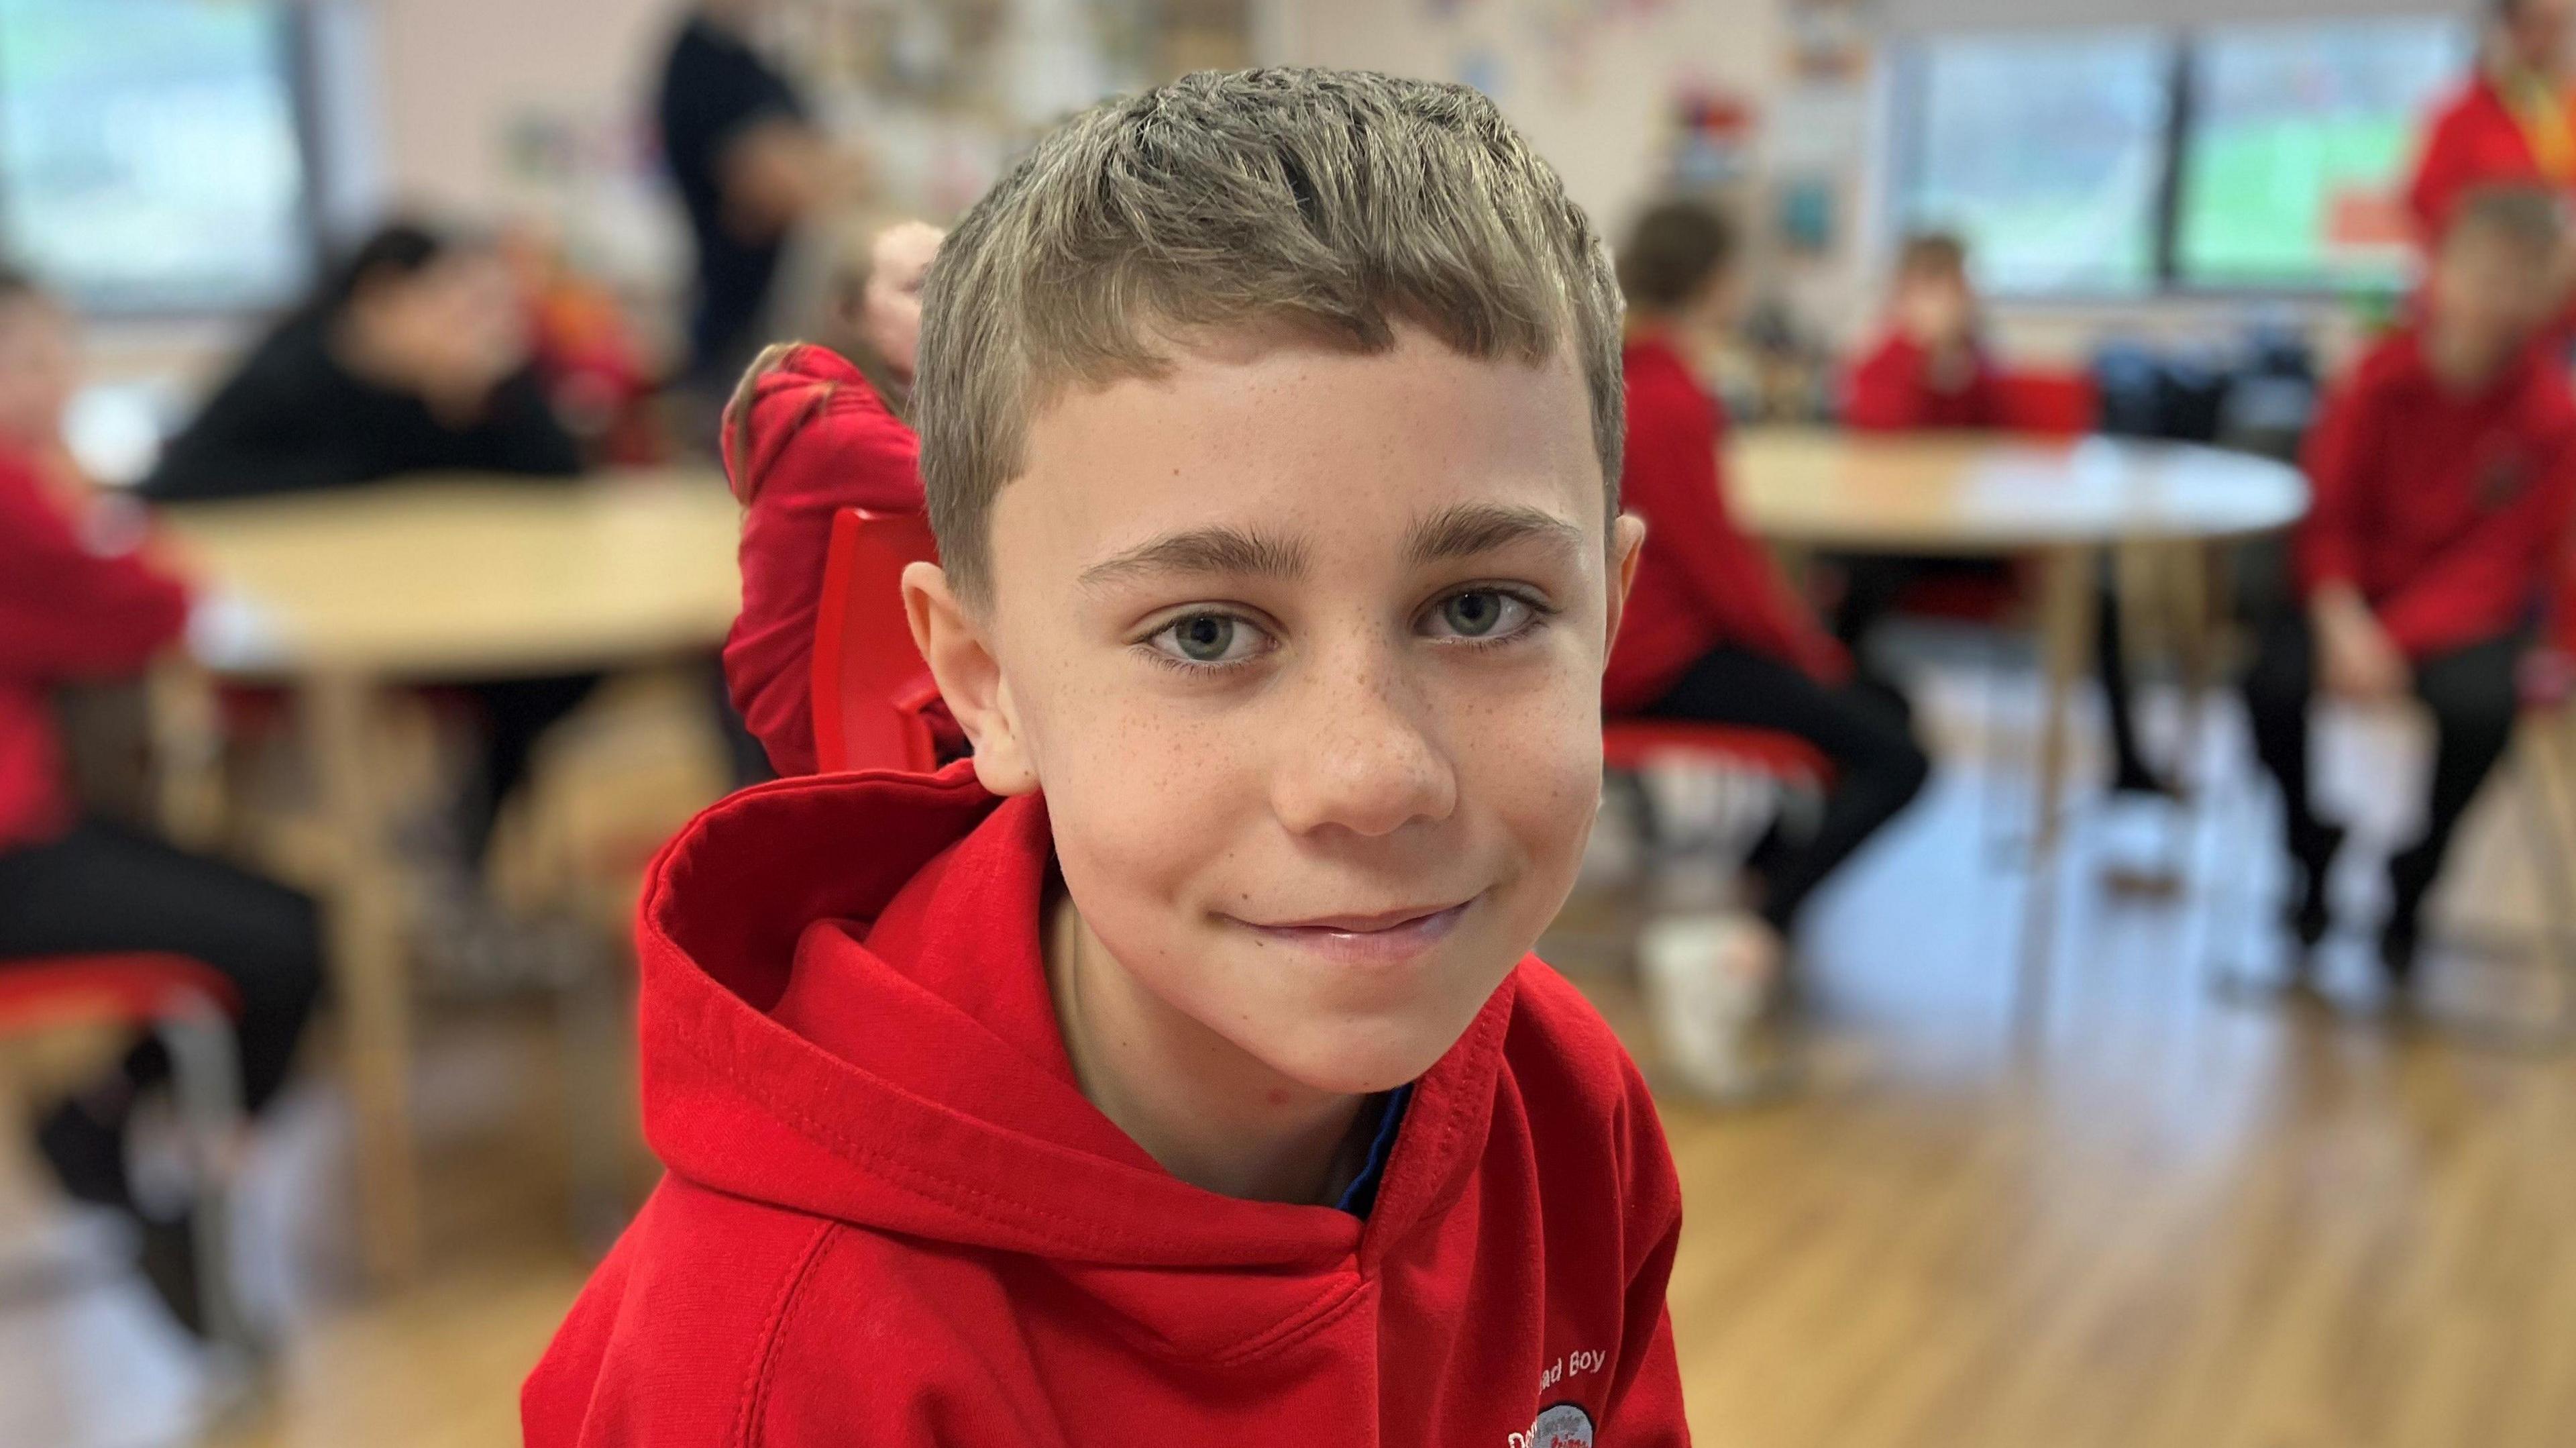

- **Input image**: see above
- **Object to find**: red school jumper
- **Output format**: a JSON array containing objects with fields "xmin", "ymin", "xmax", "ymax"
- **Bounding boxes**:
[
  {"xmin": 0, "ymin": 452, "xmax": 191, "ymax": 849},
  {"xmin": 1605, "ymin": 334, "xmax": 1847, "ymax": 714},
  {"xmin": 2297, "ymin": 325, "xmax": 2576, "ymax": 660},
  {"xmin": 1840, "ymin": 333, "xmax": 2004, "ymax": 433},
  {"xmin": 720, "ymin": 344, "xmax": 926, "ymax": 776},
  {"xmin": 523, "ymin": 765, "xmax": 1692, "ymax": 1446}
]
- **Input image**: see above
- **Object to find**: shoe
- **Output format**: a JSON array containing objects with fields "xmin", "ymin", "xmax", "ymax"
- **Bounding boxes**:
[
  {"xmin": 1640, "ymin": 911, "xmax": 1781, "ymax": 1103},
  {"xmin": 35, "ymin": 1099, "xmax": 133, "ymax": 1211},
  {"xmin": 2287, "ymin": 823, "xmax": 2345, "ymax": 950}
]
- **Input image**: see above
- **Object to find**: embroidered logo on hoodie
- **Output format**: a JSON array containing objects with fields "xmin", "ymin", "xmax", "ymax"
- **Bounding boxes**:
[{"xmin": 1515, "ymin": 1402, "xmax": 1595, "ymax": 1448}]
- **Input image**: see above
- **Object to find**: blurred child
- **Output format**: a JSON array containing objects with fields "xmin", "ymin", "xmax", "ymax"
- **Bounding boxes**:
[
  {"xmin": 2409, "ymin": 0, "xmax": 2576, "ymax": 243},
  {"xmin": 1839, "ymin": 232, "xmax": 2169, "ymax": 797},
  {"xmin": 144, "ymin": 221, "xmax": 594, "ymax": 866},
  {"xmin": 720, "ymin": 217, "xmax": 945, "ymax": 776},
  {"xmin": 0, "ymin": 268, "xmax": 322, "ymax": 1335},
  {"xmin": 2243, "ymin": 187, "xmax": 2576, "ymax": 984},
  {"xmin": 527, "ymin": 70, "xmax": 1689, "ymax": 1443},
  {"xmin": 1843, "ymin": 231, "xmax": 2001, "ymax": 431},
  {"xmin": 142, "ymin": 221, "xmax": 581, "ymax": 503},
  {"xmin": 1609, "ymin": 199, "xmax": 1929, "ymax": 1091},
  {"xmin": 502, "ymin": 223, "xmax": 666, "ymax": 466}
]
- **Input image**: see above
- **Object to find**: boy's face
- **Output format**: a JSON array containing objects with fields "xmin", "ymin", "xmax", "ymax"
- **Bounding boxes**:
[
  {"xmin": 2430, "ymin": 225, "xmax": 2555, "ymax": 372},
  {"xmin": 0, "ymin": 295, "xmax": 74, "ymax": 448},
  {"xmin": 853, "ymin": 221, "xmax": 943, "ymax": 384},
  {"xmin": 914, "ymin": 325, "xmax": 1640, "ymax": 1094},
  {"xmin": 2508, "ymin": 0, "xmax": 2575, "ymax": 74},
  {"xmin": 1894, "ymin": 263, "xmax": 1974, "ymax": 348}
]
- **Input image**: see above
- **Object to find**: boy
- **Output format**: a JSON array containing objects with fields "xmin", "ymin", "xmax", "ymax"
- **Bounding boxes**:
[
  {"xmin": 0, "ymin": 268, "xmax": 323, "ymax": 1335},
  {"xmin": 526, "ymin": 68, "xmax": 1690, "ymax": 1444},
  {"xmin": 1842, "ymin": 231, "xmax": 2002, "ymax": 431},
  {"xmin": 2244, "ymin": 186, "xmax": 2576, "ymax": 984},
  {"xmin": 1608, "ymin": 199, "xmax": 1927, "ymax": 1092}
]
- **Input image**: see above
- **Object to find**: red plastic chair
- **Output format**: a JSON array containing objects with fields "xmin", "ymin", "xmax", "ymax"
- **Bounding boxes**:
[
  {"xmin": 1992, "ymin": 370, "xmax": 2099, "ymax": 437},
  {"xmin": 810, "ymin": 507, "xmax": 943, "ymax": 774},
  {"xmin": 0, "ymin": 953, "xmax": 251, "ymax": 1351}
]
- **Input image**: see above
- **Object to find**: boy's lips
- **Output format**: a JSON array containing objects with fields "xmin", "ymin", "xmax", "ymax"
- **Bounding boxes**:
[{"xmin": 1232, "ymin": 897, "xmax": 1478, "ymax": 967}]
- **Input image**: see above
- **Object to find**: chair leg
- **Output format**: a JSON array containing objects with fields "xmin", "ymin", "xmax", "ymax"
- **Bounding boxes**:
[
  {"xmin": 556, "ymin": 918, "xmax": 636, "ymax": 1253},
  {"xmin": 156, "ymin": 1001, "xmax": 256, "ymax": 1371},
  {"xmin": 2504, "ymin": 719, "xmax": 2576, "ymax": 1046}
]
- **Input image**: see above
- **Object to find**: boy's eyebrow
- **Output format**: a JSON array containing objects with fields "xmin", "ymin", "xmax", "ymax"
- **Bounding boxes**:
[
  {"xmin": 1405, "ymin": 503, "xmax": 1586, "ymax": 566},
  {"xmin": 1080, "ymin": 525, "xmax": 1310, "ymax": 589}
]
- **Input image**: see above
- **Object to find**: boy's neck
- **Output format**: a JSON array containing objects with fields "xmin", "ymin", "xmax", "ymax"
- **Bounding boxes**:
[
  {"xmin": 1044, "ymin": 888, "xmax": 1373, "ymax": 1206},
  {"xmin": 2422, "ymin": 318, "xmax": 2516, "ymax": 395}
]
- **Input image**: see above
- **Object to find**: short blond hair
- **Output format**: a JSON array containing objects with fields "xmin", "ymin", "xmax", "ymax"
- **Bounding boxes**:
[{"xmin": 914, "ymin": 67, "xmax": 1625, "ymax": 602}]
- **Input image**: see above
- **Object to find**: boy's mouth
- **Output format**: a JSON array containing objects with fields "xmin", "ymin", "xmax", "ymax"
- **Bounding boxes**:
[{"xmin": 1234, "ymin": 898, "xmax": 1477, "ymax": 967}]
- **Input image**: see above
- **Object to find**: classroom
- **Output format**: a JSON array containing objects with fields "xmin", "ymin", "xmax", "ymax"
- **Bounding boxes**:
[{"xmin": 1, "ymin": 0, "xmax": 2571, "ymax": 1444}]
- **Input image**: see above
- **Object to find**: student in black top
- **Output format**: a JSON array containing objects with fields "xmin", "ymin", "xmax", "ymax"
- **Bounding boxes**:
[
  {"xmin": 143, "ymin": 222, "xmax": 581, "ymax": 503},
  {"xmin": 655, "ymin": 0, "xmax": 837, "ymax": 401},
  {"xmin": 143, "ymin": 221, "xmax": 590, "ymax": 866}
]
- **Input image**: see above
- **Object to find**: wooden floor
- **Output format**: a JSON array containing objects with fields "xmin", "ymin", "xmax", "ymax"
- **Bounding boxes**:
[{"xmin": 4, "ymin": 668, "xmax": 2573, "ymax": 1447}]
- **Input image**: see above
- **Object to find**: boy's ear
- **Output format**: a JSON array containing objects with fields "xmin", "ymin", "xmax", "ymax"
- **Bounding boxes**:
[
  {"xmin": 902, "ymin": 562, "xmax": 1039, "ymax": 796},
  {"xmin": 1602, "ymin": 513, "xmax": 1648, "ymax": 659}
]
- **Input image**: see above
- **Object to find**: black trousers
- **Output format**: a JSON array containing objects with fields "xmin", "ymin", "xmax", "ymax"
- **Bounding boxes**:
[
  {"xmin": 1638, "ymin": 647, "xmax": 1932, "ymax": 932},
  {"xmin": 2240, "ymin": 614, "xmax": 2522, "ymax": 927},
  {"xmin": 0, "ymin": 820, "xmax": 323, "ymax": 1114}
]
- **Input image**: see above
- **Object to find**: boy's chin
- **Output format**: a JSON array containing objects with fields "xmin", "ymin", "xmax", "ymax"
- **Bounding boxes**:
[{"xmin": 1244, "ymin": 998, "xmax": 1507, "ymax": 1098}]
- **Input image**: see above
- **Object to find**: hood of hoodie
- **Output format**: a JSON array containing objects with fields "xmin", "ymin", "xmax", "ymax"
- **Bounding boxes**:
[{"xmin": 633, "ymin": 761, "xmax": 1517, "ymax": 1288}]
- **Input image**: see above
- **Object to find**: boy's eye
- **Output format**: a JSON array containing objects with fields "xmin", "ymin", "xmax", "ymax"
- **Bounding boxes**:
[
  {"xmin": 1148, "ymin": 612, "xmax": 1270, "ymax": 666},
  {"xmin": 1426, "ymin": 588, "xmax": 1535, "ymax": 641}
]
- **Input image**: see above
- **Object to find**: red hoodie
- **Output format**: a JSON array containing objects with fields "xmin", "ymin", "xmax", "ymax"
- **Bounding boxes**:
[
  {"xmin": 0, "ymin": 451, "xmax": 191, "ymax": 849},
  {"xmin": 1841, "ymin": 333, "xmax": 2004, "ymax": 433},
  {"xmin": 2297, "ymin": 325, "xmax": 2576, "ymax": 660},
  {"xmin": 721, "ymin": 344, "xmax": 926, "ymax": 776},
  {"xmin": 524, "ymin": 765, "xmax": 1690, "ymax": 1445},
  {"xmin": 1605, "ymin": 335, "xmax": 1847, "ymax": 713}
]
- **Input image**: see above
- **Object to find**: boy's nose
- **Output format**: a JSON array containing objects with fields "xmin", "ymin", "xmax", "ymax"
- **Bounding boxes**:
[{"xmin": 1268, "ymin": 646, "xmax": 1458, "ymax": 839}]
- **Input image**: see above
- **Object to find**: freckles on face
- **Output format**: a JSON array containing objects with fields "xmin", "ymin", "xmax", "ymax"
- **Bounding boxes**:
[{"xmin": 981, "ymin": 325, "xmax": 1613, "ymax": 1090}]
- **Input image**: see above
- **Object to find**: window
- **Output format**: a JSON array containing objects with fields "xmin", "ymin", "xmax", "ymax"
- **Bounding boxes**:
[
  {"xmin": 1896, "ymin": 30, "xmax": 2176, "ymax": 296},
  {"xmin": 0, "ymin": 0, "xmax": 316, "ymax": 313},
  {"xmin": 1891, "ymin": 16, "xmax": 2472, "ymax": 297},
  {"xmin": 2177, "ymin": 18, "xmax": 2471, "ymax": 289}
]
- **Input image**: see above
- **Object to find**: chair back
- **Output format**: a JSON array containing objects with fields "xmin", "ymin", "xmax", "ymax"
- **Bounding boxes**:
[
  {"xmin": 1994, "ymin": 370, "xmax": 2099, "ymax": 437},
  {"xmin": 810, "ymin": 508, "xmax": 942, "ymax": 774}
]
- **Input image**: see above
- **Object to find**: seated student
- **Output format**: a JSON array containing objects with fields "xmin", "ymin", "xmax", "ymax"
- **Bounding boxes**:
[
  {"xmin": 142, "ymin": 221, "xmax": 592, "ymax": 862},
  {"xmin": 2244, "ymin": 186, "xmax": 2576, "ymax": 984},
  {"xmin": 1607, "ymin": 199, "xmax": 1931, "ymax": 1049},
  {"xmin": 526, "ymin": 69, "xmax": 1688, "ymax": 1443},
  {"xmin": 142, "ymin": 221, "xmax": 581, "ymax": 503},
  {"xmin": 722, "ymin": 217, "xmax": 944, "ymax": 776},
  {"xmin": 1845, "ymin": 231, "xmax": 2003, "ymax": 431},
  {"xmin": 0, "ymin": 268, "xmax": 323, "ymax": 1335},
  {"xmin": 1833, "ymin": 231, "xmax": 2006, "ymax": 656},
  {"xmin": 1839, "ymin": 233, "xmax": 2169, "ymax": 796}
]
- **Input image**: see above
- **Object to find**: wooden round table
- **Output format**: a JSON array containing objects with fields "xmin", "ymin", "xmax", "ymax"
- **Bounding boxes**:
[
  {"xmin": 161, "ymin": 470, "xmax": 739, "ymax": 1279},
  {"xmin": 1729, "ymin": 429, "xmax": 2310, "ymax": 1020}
]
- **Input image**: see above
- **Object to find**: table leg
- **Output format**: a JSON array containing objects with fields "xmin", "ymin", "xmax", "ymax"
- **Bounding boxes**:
[
  {"xmin": 2019, "ymin": 544, "xmax": 2101, "ymax": 1034},
  {"xmin": 303, "ymin": 671, "xmax": 421, "ymax": 1283}
]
